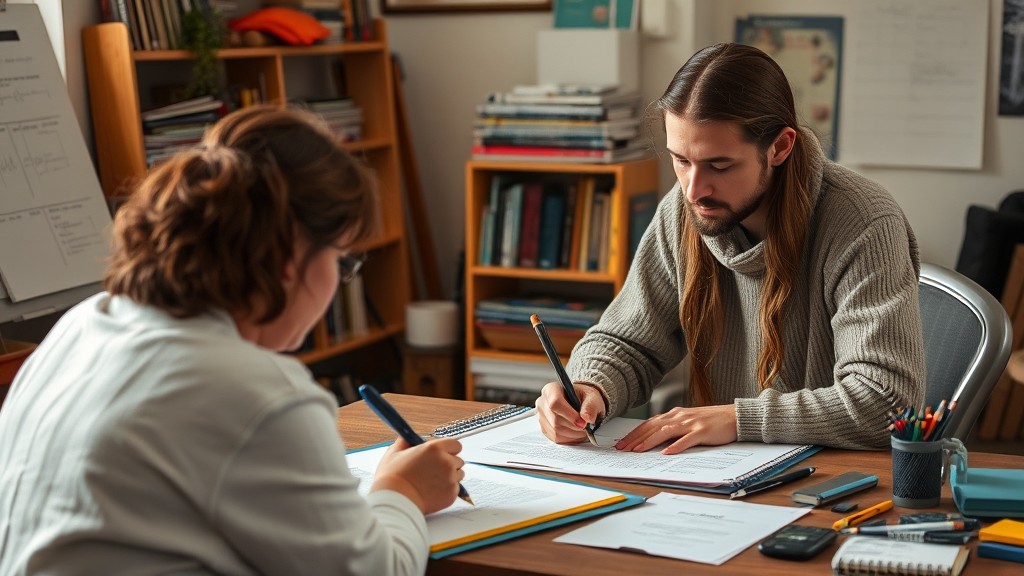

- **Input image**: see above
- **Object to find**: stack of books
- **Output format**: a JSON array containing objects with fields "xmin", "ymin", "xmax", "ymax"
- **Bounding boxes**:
[
  {"xmin": 979, "ymin": 519, "xmax": 1024, "ymax": 564},
  {"xmin": 262, "ymin": 0, "xmax": 344, "ymax": 43},
  {"xmin": 296, "ymin": 98, "xmax": 363, "ymax": 142},
  {"xmin": 141, "ymin": 96, "xmax": 226, "ymax": 167},
  {"xmin": 472, "ymin": 83, "xmax": 649, "ymax": 164},
  {"xmin": 475, "ymin": 296, "xmax": 606, "ymax": 356}
]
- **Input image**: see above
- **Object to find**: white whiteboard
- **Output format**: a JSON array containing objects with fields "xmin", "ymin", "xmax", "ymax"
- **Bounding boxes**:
[
  {"xmin": 0, "ymin": 3, "xmax": 112, "ymax": 304},
  {"xmin": 838, "ymin": 0, "xmax": 988, "ymax": 169}
]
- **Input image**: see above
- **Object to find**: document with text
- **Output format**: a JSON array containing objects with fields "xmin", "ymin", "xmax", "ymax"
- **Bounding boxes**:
[
  {"xmin": 456, "ymin": 416, "xmax": 816, "ymax": 488},
  {"xmin": 555, "ymin": 492, "xmax": 810, "ymax": 565},
  {"xmin": 345, "ymin": 444, "xmax": 642, "ymax": 557}
]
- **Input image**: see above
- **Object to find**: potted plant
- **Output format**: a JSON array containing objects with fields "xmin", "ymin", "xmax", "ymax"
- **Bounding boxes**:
[{"xmin": 180, "ymin": 7, "xmax": 225, "ymax": 99}]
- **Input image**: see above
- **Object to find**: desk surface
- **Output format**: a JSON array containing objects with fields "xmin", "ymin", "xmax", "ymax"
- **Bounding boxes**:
[{"xmin": 336, "ymin": 394, "xmax": 1023, "ymax": 576}]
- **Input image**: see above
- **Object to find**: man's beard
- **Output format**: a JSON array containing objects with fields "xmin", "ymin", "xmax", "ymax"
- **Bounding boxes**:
[{"xmin": 685, "ymin": 164, "xmax": 772, "ymax": 237}]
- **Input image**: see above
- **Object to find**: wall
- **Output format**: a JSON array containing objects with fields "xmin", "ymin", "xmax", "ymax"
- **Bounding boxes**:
[
  {"xmin": 63, "ymin": 1, "xmax": 1023, "ymax": 299},
  {"xmin": 384, "ymin": 0, "xmax": 1024, "ymax": 299}
]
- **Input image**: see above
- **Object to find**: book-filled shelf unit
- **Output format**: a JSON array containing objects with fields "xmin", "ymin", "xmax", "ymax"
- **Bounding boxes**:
[
  {"xmin": 81, "ymin": 20, "xmax": 411, "ymax": 384},
  {"xmin": 464, "ymin": 158, "xmax": 659, "ymax": 404}
]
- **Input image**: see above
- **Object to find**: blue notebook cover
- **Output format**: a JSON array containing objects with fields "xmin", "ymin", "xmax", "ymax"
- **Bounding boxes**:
[
  {"xmin": 622, "ymin": 445, "xmax": 823, "ymax": 495},
  {"xmin": 950, "ymin": 465, "xmax": 1024, "ymax": 518},
  {"xmin": 978, "ymin": 541, "xmax": 1024, "ymax": 564},
  {"xmin": 349, "ymin": 442, "xmax": 645, "ymax": 559}
]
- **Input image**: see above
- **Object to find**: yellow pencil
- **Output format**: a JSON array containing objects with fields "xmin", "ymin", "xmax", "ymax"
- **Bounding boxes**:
[{"xmin": 832, "ymin": 499, "xmax": 893, "ymax": 531}]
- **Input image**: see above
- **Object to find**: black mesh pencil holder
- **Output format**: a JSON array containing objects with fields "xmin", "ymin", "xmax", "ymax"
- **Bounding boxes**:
[{"xmin": 890, "ymin": 436, "xmax": 966, "ymax": 508}]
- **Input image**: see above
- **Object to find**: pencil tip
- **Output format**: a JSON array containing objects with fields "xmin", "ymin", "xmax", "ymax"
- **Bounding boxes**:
[
  {"xmin": 462, "ymin": 495, "xmax": 475, "ymax": 506},
  {"xmin": 586, "ymin": 430, "xmax": 598, "ymax": 447}
]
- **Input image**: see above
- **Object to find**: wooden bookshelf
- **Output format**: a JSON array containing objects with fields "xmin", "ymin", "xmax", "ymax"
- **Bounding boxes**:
[
  {"xmin": 82, "ymin": 20, "xmax": 412, "ymax": 378},
  {"xmin": 464, "ymin": 158, "xmax": 659, "ymax": 401}
]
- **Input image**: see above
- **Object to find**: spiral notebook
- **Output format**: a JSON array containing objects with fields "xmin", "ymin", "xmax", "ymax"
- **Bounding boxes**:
[
  {"xmin": 431, "ymin": 404, "xmax": 536, "ymax": 438},
  {"xmin": 831, "ymin": 537, "xmax": 969, "ymax": 576},
  {"xmin": 456, "ymin": 415, "xmax": 821, "ymax": 494}
]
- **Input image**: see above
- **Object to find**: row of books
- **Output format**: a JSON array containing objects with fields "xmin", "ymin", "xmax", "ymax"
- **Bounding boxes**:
[
  {"xmin": 263, "ymin": 0, "xmax": 375, "ymax": 43},
  {"xmin": 471, "ymin": 83, "xmax": 650, "ymax": 164},
  {"xmin": 478, "ymin": 173, "xmax": 615, "ymax": 273},
  {"xmin": 100, "ymin": 0, "xmax": 241, "ymax": 51},
  {"xmin": 476, "ymin": 296, "xmax": 605, "ymax": 330},
  {"xmin": 469, "ymin": 357, "xmax": 553, "ymax": 405},
  {"xmin": 293, "ymin": 273, "xmax": 373, "ymax": 354}
]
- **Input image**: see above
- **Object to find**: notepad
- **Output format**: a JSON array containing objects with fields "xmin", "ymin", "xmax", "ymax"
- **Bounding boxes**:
[
  {"xmin": 979, "ymin": 518, "xmax": 1024, "ymax": 547},
  {"xmin": 345, "ymin": 442, "xmax": 643, "ymax": 558},
  {"xmin": 831, "ymin": 537, "xmax": 969, "ymax": 576}
]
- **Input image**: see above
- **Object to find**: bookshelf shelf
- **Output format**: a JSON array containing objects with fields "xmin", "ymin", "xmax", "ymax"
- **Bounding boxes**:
[
  {"xmin": 464, "ymin": 158, "xmax": 659, "ymax": 402},
  {"xmin": 83, "ymin": 19, "xmax": 413, "ymax": 386}
]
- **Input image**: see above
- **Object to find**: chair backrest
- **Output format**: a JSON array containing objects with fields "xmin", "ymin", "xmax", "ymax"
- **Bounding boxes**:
[{"xmin": 918, "ymin": 263, "xmax": 1012, "ymax": 439}]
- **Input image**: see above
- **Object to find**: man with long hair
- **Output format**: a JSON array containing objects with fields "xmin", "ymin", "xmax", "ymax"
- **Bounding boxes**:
[{"xmin": 536, "ymin": 43, "xmax": 924, "ymax": 452}]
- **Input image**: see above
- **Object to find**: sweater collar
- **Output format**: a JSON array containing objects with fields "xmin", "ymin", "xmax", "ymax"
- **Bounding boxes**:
[{"xmin": 701, "ymin": 127, "xmax": 826, "ymax": 276}]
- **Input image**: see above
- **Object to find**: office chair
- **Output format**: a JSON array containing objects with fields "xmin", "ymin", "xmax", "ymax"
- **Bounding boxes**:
[{"xmin": 918, "ymin": 263, "xmax": 1012, "ymax": 439}]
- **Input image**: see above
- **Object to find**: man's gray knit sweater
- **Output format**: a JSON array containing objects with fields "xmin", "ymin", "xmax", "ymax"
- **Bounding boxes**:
[{"xmin": 567, "ymin": 135, "xmax": 925, "ymax": 450}]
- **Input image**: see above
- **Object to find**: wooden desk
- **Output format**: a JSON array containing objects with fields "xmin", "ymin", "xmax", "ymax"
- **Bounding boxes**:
[{"xmin": 337, "ymin": 394, "xmax": 1023, "ymax": 576}]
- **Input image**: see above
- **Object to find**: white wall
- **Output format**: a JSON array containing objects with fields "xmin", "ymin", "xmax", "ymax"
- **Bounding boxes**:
[
  {"xmin": 385, "ymin": 0, "xmax": 1024, "ymax": 298},
  {"xmin": 63, "ymin": 1, "xmax": 1023, "ymax": 299}
]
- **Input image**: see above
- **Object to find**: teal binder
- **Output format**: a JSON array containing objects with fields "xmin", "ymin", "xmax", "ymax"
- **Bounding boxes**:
[
  {"xmin": 950, "ymin": 456, "xmax": 1024, "ymax": 518},
  {"xmin": 350, "ymin": 442, "xmax": 645, "ymax": 559}
]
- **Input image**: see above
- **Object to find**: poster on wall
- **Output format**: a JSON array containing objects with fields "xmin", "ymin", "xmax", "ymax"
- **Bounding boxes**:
[
  {"xmin": 1001, "ymin": 0, "xmax": 1024, "ymax": 115},
  {"xmin": 735, "ymin": 15, "xmax": 843, "ymax": 160}
]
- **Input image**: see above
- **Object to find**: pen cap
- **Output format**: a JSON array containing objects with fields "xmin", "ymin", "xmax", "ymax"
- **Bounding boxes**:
[{"xmin": 891, "ymin": 436, "xmax": 966, "ymax": 509}]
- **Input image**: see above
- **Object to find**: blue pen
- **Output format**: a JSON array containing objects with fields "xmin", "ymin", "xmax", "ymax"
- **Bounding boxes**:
[{"xmin": 358, "ymin": 384, "xmax": 474, "ymax": 505}]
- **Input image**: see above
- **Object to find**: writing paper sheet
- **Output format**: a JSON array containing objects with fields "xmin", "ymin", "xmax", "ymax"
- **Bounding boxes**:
[
  {"xmin": 839, "ymin": 0, "xmax": 987, "ymax": 169},
  {"xmin": 457, "ymin": 416, "xmax": 810, "ymax": 487},
  {"xmin": 0, "ymin": 4, "xmax": 112, "ymax": 301},
  {"xmin": 555, "ymin": 492, "xmax": 809, "ymax": 565},
  {"xmin": 345, "ymin": 445, "xmax": 626, "ymax": 551}
]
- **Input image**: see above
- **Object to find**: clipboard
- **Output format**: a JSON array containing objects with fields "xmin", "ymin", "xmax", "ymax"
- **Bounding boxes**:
[
  {"xmin": 349, "ymin": 441, "xmax": 645, "ymax": 559},
  {"xmin": 0, "ymin": 2, "xmax": 112, "ymax": 304}
]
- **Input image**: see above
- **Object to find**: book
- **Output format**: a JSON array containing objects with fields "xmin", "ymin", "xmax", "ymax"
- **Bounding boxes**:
[
  {"xmin": 537, "ymin": 183, "xmax": 568, "ymax": 269},
  {"xmin": 345, "ymin": 443, "xmax": 644, "ymax": 559},
  {"xmin": 141, "ymin": 96, "xmax": 222, "ymax": 122},
  {"xmin": 553, "ymin": 0, "xmax": 637, "ymax": 29},
  {"xmin": 487, "ymin": 89, "xmax": 640, "ymax": 108},
  {"xmin": 472, "ymin": 143, "xmax": 650, "ymax": 165},
  {"xmin": 978, "ymin": 541, "xmax": 1024, "ymax": 564},
  {"xmin": 628, "ymin": 190, "xmax": 658, "ymax": 264},
  {"xmin": 831, "ymin": 537, "xmax": 969, "ymax": 576},
  {"xmin": 980, "ymin": 518, "xmax": 1024, "ymax": 547},
  {"xmin": 473, "ymin": 118, "xmax": 641, "ymax": 141},
  {"xmin": 476, "ymin": 102, "xmax": 636, "ymax": 122},
  {"xmin": 511, "ymin": 82, "xmax": 618, "ymax": 96},
  {"xmin": 791, "ymin": 471, "xmax": 879, "ymax": 506},
  {"xmin": 516, "ymin": 182, "xmax": 544, "ymax": 268}
]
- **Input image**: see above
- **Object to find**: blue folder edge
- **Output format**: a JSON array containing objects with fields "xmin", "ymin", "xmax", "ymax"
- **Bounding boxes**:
[
  {"xmin": 623, "ymin": 445, "xmax": 823, "ymax": 494},
  {"xmin": 977, "ymin": 541, "xmax": 1024, "ymax": 564},
  {"xmin": 349, "ymin": 441, "xmax": 646, "ymax": 559},
  {"xmin": 950, "ymin": 463, "xmax": 1024, "ymax": 519}
]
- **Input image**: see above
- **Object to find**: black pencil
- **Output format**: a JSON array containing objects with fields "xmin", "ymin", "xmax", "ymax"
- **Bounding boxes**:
[{"xmin": 530, "ymin": 314, "xmax": 598, "ymax": 446}]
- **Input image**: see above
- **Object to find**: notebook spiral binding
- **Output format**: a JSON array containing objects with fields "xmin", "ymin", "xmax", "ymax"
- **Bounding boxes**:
[
  {"xmin": 731, "ymin": 444, "xmax": 819, "ymax": 485},
  {"xmin": 432, "ymin": 404, "xmax": 533, "ymax": 438},
  {"xmin": 837, "ymin": 557, "xmax": 941, "ymax": 576}
]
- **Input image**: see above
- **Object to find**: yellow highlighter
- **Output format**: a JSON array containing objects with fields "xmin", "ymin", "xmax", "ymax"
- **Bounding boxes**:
[{"xmin": 832, "ymin": 499, "xmax": 894, "ymax": 531}]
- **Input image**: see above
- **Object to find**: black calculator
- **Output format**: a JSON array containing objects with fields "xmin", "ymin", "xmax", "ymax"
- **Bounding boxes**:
[{"xmin": 758, "ymin": 525, "xmax": 837, "ymax": 560}]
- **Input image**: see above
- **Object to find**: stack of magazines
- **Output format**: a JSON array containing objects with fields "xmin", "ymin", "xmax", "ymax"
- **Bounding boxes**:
[
  {"xmin": 472, "ymin": 83, "xmax": 650, "ymax": 164},
  {"xmin": 142, "ymin": 96, "xmax": 226, "ymax": 167}
]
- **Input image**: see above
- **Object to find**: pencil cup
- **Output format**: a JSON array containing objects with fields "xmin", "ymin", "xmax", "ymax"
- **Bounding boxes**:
[{"xmin": 890, "ymin": 436, "xmax": 967, "ymax": 508}]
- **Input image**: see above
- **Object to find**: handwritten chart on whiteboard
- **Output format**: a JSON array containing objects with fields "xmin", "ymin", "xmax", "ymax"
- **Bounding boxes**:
[
  {"xmin": 0, "ymin": 4, "xmax": 112, "ymax": 302},
  {"xmin": 839, "ymin": 0, "xmax": 988, "ymax": 170}
]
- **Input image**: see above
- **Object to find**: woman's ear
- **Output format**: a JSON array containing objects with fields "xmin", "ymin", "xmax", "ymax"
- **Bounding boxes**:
[{"xmin": 768, "ymin": 127, "xmax": 797, "ymax": 166}]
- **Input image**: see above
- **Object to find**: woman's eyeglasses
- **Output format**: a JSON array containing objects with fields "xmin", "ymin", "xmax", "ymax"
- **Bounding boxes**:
[{"xmin": 338, "ymin": 252, "xmax": 367, "ymax": 284}]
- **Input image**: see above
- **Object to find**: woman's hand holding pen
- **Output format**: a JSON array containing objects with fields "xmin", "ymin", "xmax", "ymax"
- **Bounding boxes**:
[
  {"xmin": 371, "ymin": 437, "xmax": 466, "ymax": 514},
  {"xmin": 616, "ymin": 404, "xmax": 738, "ymax": 455},
  {"xmin": 535, "ymin": 381, "xmax": 606, "ymax": 444}
]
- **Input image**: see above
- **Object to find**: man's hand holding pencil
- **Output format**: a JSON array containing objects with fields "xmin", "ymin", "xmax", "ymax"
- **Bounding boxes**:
[{"xmin": 531, "ymin": 314, "xmax": 604, "ymax": 447}]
